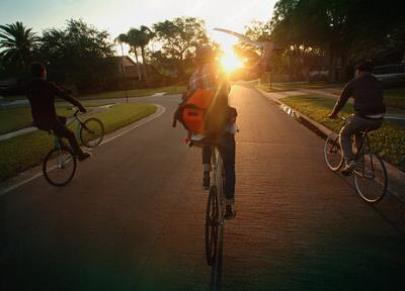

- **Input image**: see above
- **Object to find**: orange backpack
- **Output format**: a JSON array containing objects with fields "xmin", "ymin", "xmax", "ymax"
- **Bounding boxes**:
[{"xmin": 173, "ymin": 88, "xmax": 215, "ymax": 134}]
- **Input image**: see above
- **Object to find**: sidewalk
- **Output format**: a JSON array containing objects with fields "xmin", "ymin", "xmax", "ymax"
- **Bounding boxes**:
[{"xmin": 299, "ymin": 88, "xmax": 405, "ymax": 125}]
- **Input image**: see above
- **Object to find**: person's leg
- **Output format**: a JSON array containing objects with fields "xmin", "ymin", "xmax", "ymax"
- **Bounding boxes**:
[
  {"xmin": 218, "ymin": 133, "xmax": 236, "ymax": 219},
  {"xmin": 52, "ymin": 123, "xmax": 86, "ymax": 158},
  {"xmin": 219, "ymin": 133, "xmax": 236, "ymax": 200},
  {"xmin": 339, "ymin": 116, "xmax": 358, "ymax": 163},
  {"xmin": 340, "ymin": 115, "xmax": 381, "ymax": 172}
]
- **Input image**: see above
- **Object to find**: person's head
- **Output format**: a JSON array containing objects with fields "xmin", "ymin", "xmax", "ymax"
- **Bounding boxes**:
[
  {"xmin": 355, "ymin": 60, "xmax": 373, "ymax": 77},
  {"xmin": 195, "ymin": 45, "xmax": 215, "ymax": 65},
  {"xmin": 31, "ymin": 62, "xmax": 47, "ymax": 79}
]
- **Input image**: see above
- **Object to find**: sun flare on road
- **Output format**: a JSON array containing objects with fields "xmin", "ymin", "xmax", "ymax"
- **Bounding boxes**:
[{"xmin": 220, "ymin": 49, "xmax": 244, "ymax": 74}]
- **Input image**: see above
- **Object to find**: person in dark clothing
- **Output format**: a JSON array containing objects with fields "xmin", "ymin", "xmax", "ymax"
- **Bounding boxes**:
[
  {"xmin": 329, "ymin": 61, "xmax": 385, "ymax": 174},
  {"xmin": 1, "ymin": 63, "xmax": 90, "ymax": 160}
]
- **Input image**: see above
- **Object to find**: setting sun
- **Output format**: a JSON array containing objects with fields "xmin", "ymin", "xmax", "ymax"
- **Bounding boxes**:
[{"xmin": 220, "ymin": 50, "xmax": 244, "ymax": 73}]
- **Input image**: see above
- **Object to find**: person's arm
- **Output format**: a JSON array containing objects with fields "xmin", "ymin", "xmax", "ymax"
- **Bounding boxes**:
[
  {"xmin": 329, "ymin": 82, "xmax": 353, "ymax": 118},
  {"xmin": 49, "ymin": 82, "xmax": 86, "ymax": 112}
]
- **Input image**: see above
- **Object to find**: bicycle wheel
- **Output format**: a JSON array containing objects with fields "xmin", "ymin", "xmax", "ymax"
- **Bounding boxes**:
[
  {"xmin": 354, "ymin": 154, "xmax": 388, "ymax": 203},
  {"xmin": 205, "ymin": 186, "xmax": 219, "ymax": 266},
  {"xmin": 80, "ymin": 118, "xmax": 104, "ymax": 148},
  {"xmin": 43, "ymin": 146, "xmax": 77, "ymax": 186},
  {"xmin": 324, "ymin": 134, "xmax": 344, "ymax": 171}
]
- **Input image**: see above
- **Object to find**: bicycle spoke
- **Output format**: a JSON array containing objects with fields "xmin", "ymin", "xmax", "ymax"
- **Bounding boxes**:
[{"xmin": 354, "ymin": 154, "xmax": 387, "ymax": 203}]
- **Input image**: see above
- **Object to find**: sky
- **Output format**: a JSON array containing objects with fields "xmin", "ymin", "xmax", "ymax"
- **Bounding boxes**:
[{"xmin": 0, "ymin": 0, "xmax": 277, "ymax": 54}]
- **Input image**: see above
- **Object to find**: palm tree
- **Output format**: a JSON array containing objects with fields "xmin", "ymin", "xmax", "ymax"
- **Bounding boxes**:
[
  {"xmin": 127, "ymin": 28, "xmax": 143, "ymax": 80},
  {"xmin": 138, "ymin": 25, "xmax": 154, "ymax": 80},
  {"xmin": 115, "ymin": 33, "xmax": 128, "ymax": 56},
  {"xmin": 0, "ymin": 21, "xmax": 37, "ymax": 69}
]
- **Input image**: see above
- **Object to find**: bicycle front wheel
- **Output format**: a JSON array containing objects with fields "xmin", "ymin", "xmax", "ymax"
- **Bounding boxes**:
[
  {"xmin": 324, "ymin": 134, "xmax": 343, "ymax": 171},
  {"xmin": 205, "ymin": 186, "xmax": 219, "ymax": 266},
  {"xmin": 43, "ymin": 146, "xmax": 77, "ymax": 186},
  {"xmin": 354, "ymin": 154, "xmax": 388, "ymax": 203},
  {"xmin": 80, "ymin": 118, "xmax": 104, "ymax": 148}
]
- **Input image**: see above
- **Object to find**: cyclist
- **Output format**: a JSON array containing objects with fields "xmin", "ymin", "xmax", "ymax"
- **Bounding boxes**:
[
  {"xmin": 177, "ymin": 46, "xmax": 237, "ymax": 219},
  {"xmin": 329, "ymin": 61, "xmax": 385, "ymax": 174},
  {"xmin": 1, "ymin": 62, "xmax": 90, "ymax": 161}
]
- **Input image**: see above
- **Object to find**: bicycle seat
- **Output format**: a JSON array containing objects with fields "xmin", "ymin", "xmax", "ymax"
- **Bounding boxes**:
[{"xmin": 189, "ymin": 134, "xmax": 219, "ymax": 148}]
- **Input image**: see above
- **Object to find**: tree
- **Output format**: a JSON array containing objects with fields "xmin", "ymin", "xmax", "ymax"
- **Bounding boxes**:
[
  {"xmin": 127, "ymin": 28, "xmax": 145, "ymax": 80},
  {"xmin": 138, "ymin": 25, "xmax": 154, "ymax": 80},
  {"xmin": 270, "ymin": 0, "xmax": 405, "ymax": 82},
  {"xmin": 39, "ymin": 19, "xmax": 114, "ymax": 91},
  {"xmin": 0, "ymin": 21, "xmax": 37, "ymax": 71},
  {"xmin": 152, "ymin": 17, "xmax": 209, "ymax": 77}
]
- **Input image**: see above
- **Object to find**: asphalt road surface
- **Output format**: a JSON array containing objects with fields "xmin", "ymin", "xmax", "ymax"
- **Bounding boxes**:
[{"xmin": 1, "ymin": 85, "xmax": 405, "ymax": 291}]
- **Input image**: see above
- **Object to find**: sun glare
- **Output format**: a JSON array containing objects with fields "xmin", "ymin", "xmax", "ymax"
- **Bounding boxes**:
[{"xmin": 220, "ymin": 49, "xmax": 243, "ymax": 74}]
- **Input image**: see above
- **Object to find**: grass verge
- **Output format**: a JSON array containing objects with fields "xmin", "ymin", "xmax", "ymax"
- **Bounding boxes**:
[
  {"xmin": 258, "ymin": 82, "xmax": 405, "ymax": 109},
  {"xmin": 0, "ymin": 103, "xmax": 156, "ymax": 181},
  {"xmin": 281, "ymin": 95, "xmax": 405, "ymax": 171},
  {"xmin": 82, "ymin": 85, "xmax": 185, "ymax": 100},
  {"xmin": 0, "ymin": 101, "xmax": 116, "ymax": 134}
]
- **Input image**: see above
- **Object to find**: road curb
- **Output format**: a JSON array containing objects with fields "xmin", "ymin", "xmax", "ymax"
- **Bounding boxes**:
[{"xmin": 256, "ymin": 87, "xmax": 405, "ymax": 198}]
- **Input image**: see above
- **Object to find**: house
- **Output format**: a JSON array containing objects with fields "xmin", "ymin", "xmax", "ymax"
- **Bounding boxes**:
[{"xmin": 115, "ymin": 56, "xmax": 140, "ymax": 79}]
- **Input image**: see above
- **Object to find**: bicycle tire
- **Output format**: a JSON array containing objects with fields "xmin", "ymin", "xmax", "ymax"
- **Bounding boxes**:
[
  {"xmin": 324, "ymin": 134, "xmax": 344, "ymax": 171},
  {"xmin": 205, "ymin": 186, "xmax": 219, "ymax": 266},
  {"xmin": 43, "ymin": 146, "xmax": 77, "ymax": 186},
  {"xmin": 80, "ymin": 117, "xmax": 104, "ymax": 148},
  {"xmin": 354, "ymin": 154, "xmax": 388, "ymax": 203}
]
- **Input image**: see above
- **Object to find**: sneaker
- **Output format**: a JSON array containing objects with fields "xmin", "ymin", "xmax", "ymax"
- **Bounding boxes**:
[
  {"xmin": 341, "ymin": 160, "xmax": 357, "ymax": 176},
  {"xmin": 203, "ymin": 171, "xmax": 210, "ymax": 190},
  {"xmin": 78, "ymin": 152, "xmax": 91, "ymax": 161},
  {"xmin": 224, "ymin": 200, "xmax": 236, "ymax": 220}
]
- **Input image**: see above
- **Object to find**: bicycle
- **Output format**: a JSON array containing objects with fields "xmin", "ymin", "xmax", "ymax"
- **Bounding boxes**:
[
  {"xmin": 42, "ymin": 109, "xmax": 104, "ymax": 186},
  {"xmin": 324, "ymin": 116, "xmax": 388, "ymax": 203},
  {"xmin": 204, "ymin": 144, "xmax": 226, "ymax": 266}
]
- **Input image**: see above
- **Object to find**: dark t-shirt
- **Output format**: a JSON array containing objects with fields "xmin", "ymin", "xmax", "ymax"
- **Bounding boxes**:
[
  {"xmin": 2, "ymin": 78, "xmax": 83, "ymax": 129},
  {"xmin": 333, "ymin": 73, "xmax": 385, "ymax": 116}
]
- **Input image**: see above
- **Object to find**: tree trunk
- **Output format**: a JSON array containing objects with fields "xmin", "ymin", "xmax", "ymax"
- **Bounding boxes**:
[
  {"xmin": 141, "ymin": 46, "xmax": 149, "ymax": 81},
  {"xmin": 133, "ymin": 47, "xmax": 142, "ymax": 81}
]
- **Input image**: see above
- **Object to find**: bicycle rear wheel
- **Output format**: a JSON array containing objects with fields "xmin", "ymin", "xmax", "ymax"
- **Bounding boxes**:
[
  {"xmin": 43, "ymin": 146, "xmax": 77, "ymax": 186},
  {"xmin": 353, "ymin": 154, "xmax": 388, "ymax": 203},
  {"xmin": 80, "ymin": 118, "xmax": 104, "ymax": 148},
  {"xmin": 324, "ymin": 134, "xmax": 343, "ymax": 171},
  {"xmin": 205, "ymin": 186, "xmax": 219, "ymax": 266}
]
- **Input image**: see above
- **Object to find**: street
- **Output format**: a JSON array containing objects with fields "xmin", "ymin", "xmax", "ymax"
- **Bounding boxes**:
[{"xmin": 1, "ymin": 85, "xmax": 405, "ymax": 291}]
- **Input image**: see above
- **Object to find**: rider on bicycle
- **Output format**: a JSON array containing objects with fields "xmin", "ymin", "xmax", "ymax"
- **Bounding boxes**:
[
  {"xmin": 329, "ymin": 61, "xmax": 385, "ymax": 174},
  {"xmin": 1, "ymin": 62, "xmax": 90, "ymax": 161},
  {"xmin": 181, "ymin": 46, "xmax": 237, "ymax": 219}
]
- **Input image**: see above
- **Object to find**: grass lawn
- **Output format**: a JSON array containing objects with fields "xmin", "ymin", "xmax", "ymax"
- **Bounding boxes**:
[
  {"xmin": 259, "ymin": 82, "xmax": 405, "ymax": 109},
  {"xmin": 281, "ymin": 95, "xmax": 405, "ymax": 171},
  {"xmin": 1, "ymin": 84, "xmax": 185, "ymax": 102},
  {"xmin": 258, "ymin": 81, "xmax": 343, "ymax": 92},
  {"xmin": 0, "ymin": 101, "xmax": 116, "ymax": 134},
  {"xmin": 0, "ymin": 103, "xmax": 156, "ymax": 181},
  {"xmin": 384, "ymin": 88, "xmax": 405, "ymax": 109},
  {"xmin": 82, "ymin": 85, "xmax": 185, "ymax": 100}
]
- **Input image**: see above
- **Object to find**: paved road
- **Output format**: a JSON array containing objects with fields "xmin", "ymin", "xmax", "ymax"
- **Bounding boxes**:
[{"xmin": 1, "ymin": 86, "xmax": 405, "ymax": 290}]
